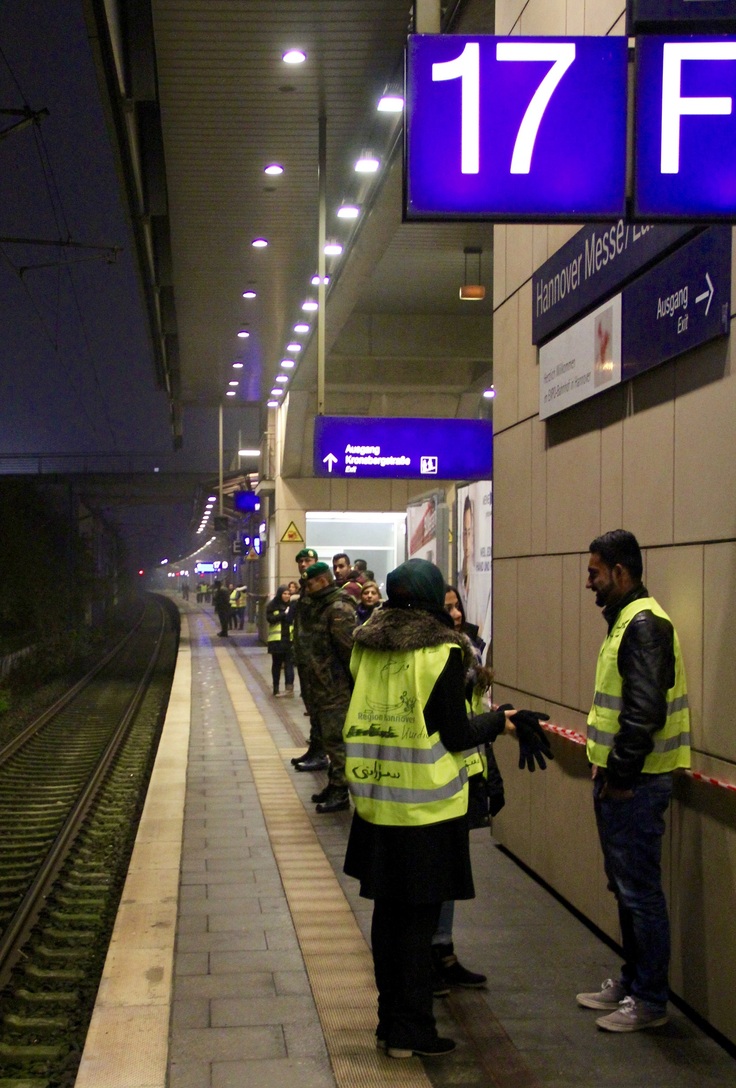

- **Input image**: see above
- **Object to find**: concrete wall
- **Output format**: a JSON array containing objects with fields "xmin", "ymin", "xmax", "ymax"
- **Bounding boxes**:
[{"xmin": 492, "ymin": 0, "xmax": 736, "ymax": 1045}]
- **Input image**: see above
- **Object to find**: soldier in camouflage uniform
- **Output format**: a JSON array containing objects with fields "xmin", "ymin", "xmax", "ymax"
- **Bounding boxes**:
[
  {"xmin": 291, "ymin": 548, "xmax": 328, "ymax": 771},
  {"xmin": 302, "ymin": 561, "xmax": 357, "ymax": 813}
]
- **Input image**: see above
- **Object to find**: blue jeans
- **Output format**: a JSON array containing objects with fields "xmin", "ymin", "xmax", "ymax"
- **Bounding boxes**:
[{"xmin": 593, "ymin": 772, "xmax": 673, "ymax": 1011}]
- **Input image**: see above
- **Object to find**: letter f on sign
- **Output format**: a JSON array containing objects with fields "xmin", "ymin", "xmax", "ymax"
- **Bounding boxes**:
[{"xmin": 661, "ymin": 42, "xmax": 736, "ymax": 173}]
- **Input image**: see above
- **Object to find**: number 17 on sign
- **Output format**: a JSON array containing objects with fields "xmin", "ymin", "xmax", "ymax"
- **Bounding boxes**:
[{"xmin": 405, "ymin": 35, "xmax": 628, "ymax": 221}]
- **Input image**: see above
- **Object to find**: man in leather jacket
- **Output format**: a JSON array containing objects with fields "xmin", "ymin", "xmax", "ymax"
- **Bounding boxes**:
[{"xmin": 577, "ymin": 530, "xmax": 690, "ymax": 1033}]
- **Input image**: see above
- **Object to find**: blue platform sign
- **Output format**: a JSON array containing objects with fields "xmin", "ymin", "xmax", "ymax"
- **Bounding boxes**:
[
  {"xmin": 532, "ymin": 220, "xmax": 698, "ymax": 344},
  {"xmin": 630, "ymin": 1, "xmax": 736, "ymax": 33},
  {"xmin": 313, "ymin": 417, "xmax": 493, "ymax": 480},
  {"xmin": 405, "ymin": 35, "xmax": 628, "ymax": 220},
  {"xmin": 635, "ymin": 36, "xmax": 736, "ymax": 218},
  {"xmin": 621, "ymin": 226, "xmax": 731, "ymax": 379}
]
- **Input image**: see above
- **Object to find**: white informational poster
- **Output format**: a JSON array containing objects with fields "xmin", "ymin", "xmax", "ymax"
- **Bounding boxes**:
[
  {"xmin": 407, "ymin": 496, "xmax": 438, "ymax": 563},
  {"xmin": 539, "ymin": 293, "xmax": 622, "ymax": 420},
  {"xmin": 456, "ymin": 481, "xmax": 492, "ymax": 653}
]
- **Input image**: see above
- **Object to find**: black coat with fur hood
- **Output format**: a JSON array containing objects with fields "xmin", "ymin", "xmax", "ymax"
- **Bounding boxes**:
[{"xmin": 344, "ymin": 605, "xmax": 507, "ymax": 903}]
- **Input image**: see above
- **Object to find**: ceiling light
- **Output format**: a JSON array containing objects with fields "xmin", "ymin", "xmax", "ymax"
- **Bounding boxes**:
[
  {"xmin": 208, "ymin": 495, "xmax": 217, "ymax": 501},
  {"xmin": 282, "ymin": 49, "xmax": 306, "ymax": 64},
  {"xmin": 251, "ymin": 238, "xmax": 268, "ymax": 248},
  {"xmin": 310, "ymin": 275, "xmax": 329, "ymax": 286},
  {"xmin": 237, "ymin": 330, "xmax": 250, "ymax": 338},
  {"xmin": 483, "ymin": 387, "xmax": 496, "ymax": 399},
  {"xmin": 238, "ymin": 448, "xmax": 260, "ymax": 456},
  {"xmin": 264, "ymin": 163, "xmax": 284, "ymax": 175},
  {"xmin": 377, "ymin": 93, "xmax": 404, "ymax": 112},
  {"xmin": 226, "ymin": 390, "xmax": 237, "ymax": 397},
  {"xmin": 355, "ymin": 153, "xmax": 380, "ymax": 173},
  {"xmin": 459, "ymin": 285, "xmax": 486, "ymax": 300},
  {"xmin": 267, "ymin": 400, "xmax": 279, "ymax": 408},
  {"xmin": 276, "ymin": 375, "xmax": 288, "ymax": 383},
  {"xmin": 286, "ymin": 342, "xmax": 301, "ymax": 352},
  {"xmin": 232, "ymin": 361, "xmax": 244, "ymax": 369},
  {"xmin": 302, "ymin": 299, "xmax": 318, "ymax": 311},
  {"xmin": 242, "ymin": 290, "xmax": 257, "ymax": 299},
  {"xmin": 459, "ymin": 245, "xmax": 486, "ymax": 300},
  {"xmin": 270, "ymin": 387, "xmax": 284, "ymax": 396},
  {"xmin": 229, "ymin": 380, "xmax": 239, "ymax": 387},
  {"xmin": 281, "ymin": 358, "xmax": 295, "ymax": 368},
  {"xmin": 337, "ymin": 204, "xmax": 360, "ymax": 219},
  {"xmin": 324, "ymin": 241, "xmax": 343, "ymax": 256},
  {"xmin": 293, "ymin": 322, "xmax": 310, "ymax": 333}
]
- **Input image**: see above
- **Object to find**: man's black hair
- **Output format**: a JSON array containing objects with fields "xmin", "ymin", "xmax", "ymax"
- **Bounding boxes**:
[
  {"xmin": 332, "ymin": 552, "xmax": 350, "ymax": 564},
  {"xmin": 589, "ymin": 530, "xmax": 643, "ymax": 582},
  {"xmin": 353, "ymin": 558, "xmax": 368, "ymax": 572}
]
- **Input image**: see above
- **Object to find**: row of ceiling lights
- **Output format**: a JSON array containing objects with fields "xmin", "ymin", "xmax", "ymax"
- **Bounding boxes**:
[
  {"xmin": 197, "ymin": 495, "xmax": 218, "ymax": 535},
  {"xmin": 224, "ymin": 46, "xmax": 403, "ymax": 408}
]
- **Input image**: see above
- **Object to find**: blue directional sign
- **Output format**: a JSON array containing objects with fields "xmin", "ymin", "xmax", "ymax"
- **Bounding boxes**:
[
  {"xmin": 630, "ymin": 1, "xmax": 736, "ymax": 33},
  {"xmin": 532, "ymin": 220, "xmax": 698, "ymax": 344},
  {"xmin": 635, "ymin": 36, "xmax": 736, "ymax": 218},
  {"xmin": 405, "ymin": 35, "xmax": 628, "ymax": 220},
  {"xmin": 313, "ymin": 417, "xmax": 493, "ymax": 480},
  {"xmin": 622, "ymin": 226, "xmax": 731, "ymax": 379}
]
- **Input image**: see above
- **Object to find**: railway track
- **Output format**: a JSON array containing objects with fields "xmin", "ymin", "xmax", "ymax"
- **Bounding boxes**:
[{"xmin": 0, "ymin": 594, "xmax": 179, "ymax": 1088}]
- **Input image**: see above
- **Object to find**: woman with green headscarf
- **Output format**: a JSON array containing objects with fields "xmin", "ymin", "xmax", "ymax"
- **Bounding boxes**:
[{"xmin": 342, "ymin": 559, "xmax": 541, "ymax": 1059}]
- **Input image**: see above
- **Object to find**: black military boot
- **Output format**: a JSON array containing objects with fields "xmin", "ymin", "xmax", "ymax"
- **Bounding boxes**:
[
  {"xmin": 294, "ymin": 753, "xmax": 329, "ymax": 772},
  {"xmin": 315, "ymin": 786, "xmax": 349, "ymax": 814}
]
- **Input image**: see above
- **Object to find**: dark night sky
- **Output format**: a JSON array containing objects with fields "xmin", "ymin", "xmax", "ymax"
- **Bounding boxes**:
[{"xmin": 0, "ymin": 2, "xmax": 254, "ymax": 566}]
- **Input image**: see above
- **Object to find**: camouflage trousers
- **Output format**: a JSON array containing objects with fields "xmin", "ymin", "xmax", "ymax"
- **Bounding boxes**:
[{"xmin": 312, "ymin": 704, "xmax": 349, "ymax": 787}]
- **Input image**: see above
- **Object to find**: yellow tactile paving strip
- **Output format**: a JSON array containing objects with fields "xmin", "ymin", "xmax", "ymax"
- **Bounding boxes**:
[{"xmin": 216, "ymin": 647, "xmax": 434, "ymax": 1088}]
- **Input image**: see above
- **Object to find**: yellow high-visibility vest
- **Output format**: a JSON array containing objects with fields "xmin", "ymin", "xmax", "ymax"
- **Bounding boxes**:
[
  {"xmin": 344, "ymin": 641, "xmax": 468, "ymax": 826},
  {"xmin": 586, "ymin": 596, "xmax": 690, "ymax": 773}
]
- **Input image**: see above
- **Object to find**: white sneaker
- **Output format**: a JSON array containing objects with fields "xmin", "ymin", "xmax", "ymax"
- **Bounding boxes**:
[
  {"xmin": 596, "ymin": 996, "xmax": 669, "ymax": 1033},
  {"xmin": 576, "ymin": 978, "xmax": 627, "ymax": 1010}
]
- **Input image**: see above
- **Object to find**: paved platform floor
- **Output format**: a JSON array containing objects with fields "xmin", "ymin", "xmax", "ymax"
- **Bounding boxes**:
[{"xmin": 77, "ymin": 604, "xmax": 736, "ymax": 1088}]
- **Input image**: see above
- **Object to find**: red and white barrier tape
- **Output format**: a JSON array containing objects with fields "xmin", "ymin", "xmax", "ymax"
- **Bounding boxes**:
[{"xmin": 539, "ymin": 719, "xmax": 736, "ymax": 795}]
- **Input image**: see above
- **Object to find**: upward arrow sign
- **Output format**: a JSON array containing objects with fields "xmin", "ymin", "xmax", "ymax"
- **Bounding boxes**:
[{"xmin": 323, "ymin": 453, "xmax": 338, "ymax": 472}]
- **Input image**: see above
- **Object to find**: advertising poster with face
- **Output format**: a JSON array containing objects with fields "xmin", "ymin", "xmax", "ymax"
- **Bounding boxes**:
[
  {"xmin": 406, "ymin": 496, "xmax": 437, "ymax": 563},
  {"xmin": 456, "ymin": 481, "xmax": 492, "ymax": 650}
]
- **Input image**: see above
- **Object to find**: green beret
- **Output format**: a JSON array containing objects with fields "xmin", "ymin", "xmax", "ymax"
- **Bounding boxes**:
[
  {"xmin": 296, "ymin": 547, "xmax": 318, "ymax": 561},
  {"xmin": 305, "ymin": 561, "xmax": 330, "ymax": 580}
]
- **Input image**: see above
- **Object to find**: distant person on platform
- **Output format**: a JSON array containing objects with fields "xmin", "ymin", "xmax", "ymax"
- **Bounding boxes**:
[
  {"xmin": 266, "ymin": 585, "xmax": 296, "ymax": 697},
  {"xmin": 356, "ymin": 581, "xmax": 382, "ymax": 625},
  {"xmin": 302, "ymin": 561, "xmax": 357, "ymax": 813},
  {"xmin": 291, "ymin": 548, "xmax": 328, "ymax": 772},
  {"xmin": 576, "ymin": 530, "xmax": 691, "ymax": 1033},
  {"xmin": 333, "ymin": 552, "xmax": 362, "ymax": 601},
  {"xmin": 212, "ymin": 579, "xmax": 231, "ymax": 638}
]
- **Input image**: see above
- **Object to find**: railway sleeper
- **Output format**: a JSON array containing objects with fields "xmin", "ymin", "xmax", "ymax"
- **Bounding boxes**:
[
  {"xmin": 22, "ymin": 964, "xmax": 84, "ymax": 984},
  {"xmin": 3, "ymin": 1013, "xmax": 70, "ymax": 1033},
  {"xmin": 47, "ymin": 910, "xmax": 101, "ymax": 926},
  {"xmin": 14, "ymin": 989, "xmax": 78, "ymax": 1007},
  {"xmin": 34, "ymin": 942, "xmax": 94, "ymax": 961},
  {"xmin": 0, "ymin": 1040, "xmax": 68, "ymax": 1061}
]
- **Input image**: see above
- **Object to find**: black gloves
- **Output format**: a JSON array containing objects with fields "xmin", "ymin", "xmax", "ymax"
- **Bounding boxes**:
[{"xmin": 499, "ymin": 706, "xmax": 554, "ymax": 771}]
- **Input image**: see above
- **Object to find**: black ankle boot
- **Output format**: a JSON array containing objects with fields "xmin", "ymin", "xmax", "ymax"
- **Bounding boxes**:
[
  {"xmin": 432, "ymin": 942, "xmax": 487, "ymax": 988},
  {"xmin": 315, "ymin": 786, "xmax": 349, "ymax": 813}
]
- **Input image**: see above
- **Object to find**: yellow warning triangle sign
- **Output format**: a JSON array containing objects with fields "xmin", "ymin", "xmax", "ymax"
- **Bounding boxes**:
[
  {"xmin": 280, "ymin": 521, "xmax": 304, "ymax": 544},
  {"xmin": 246, "ymin": 547, "xmax": 258, "ymax": 560}
]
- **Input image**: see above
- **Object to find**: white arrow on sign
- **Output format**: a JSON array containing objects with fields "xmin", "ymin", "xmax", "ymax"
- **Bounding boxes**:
[
  {"xmin": 695, "ymin": 272, "xmax": 714, "ymax": 316},
  {"xmin": 323, "ymin": 453, "xmax": 338, "ymax": 472}
]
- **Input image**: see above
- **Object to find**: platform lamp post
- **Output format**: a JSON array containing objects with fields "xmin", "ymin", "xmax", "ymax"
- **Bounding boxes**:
[
  {"xmin": 219, "ymin": 401, "xmax": 224, "ymax": 517},
  {"xmin": 317, "ymin": 107, "xmax": 326, "ymax": 415}
]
